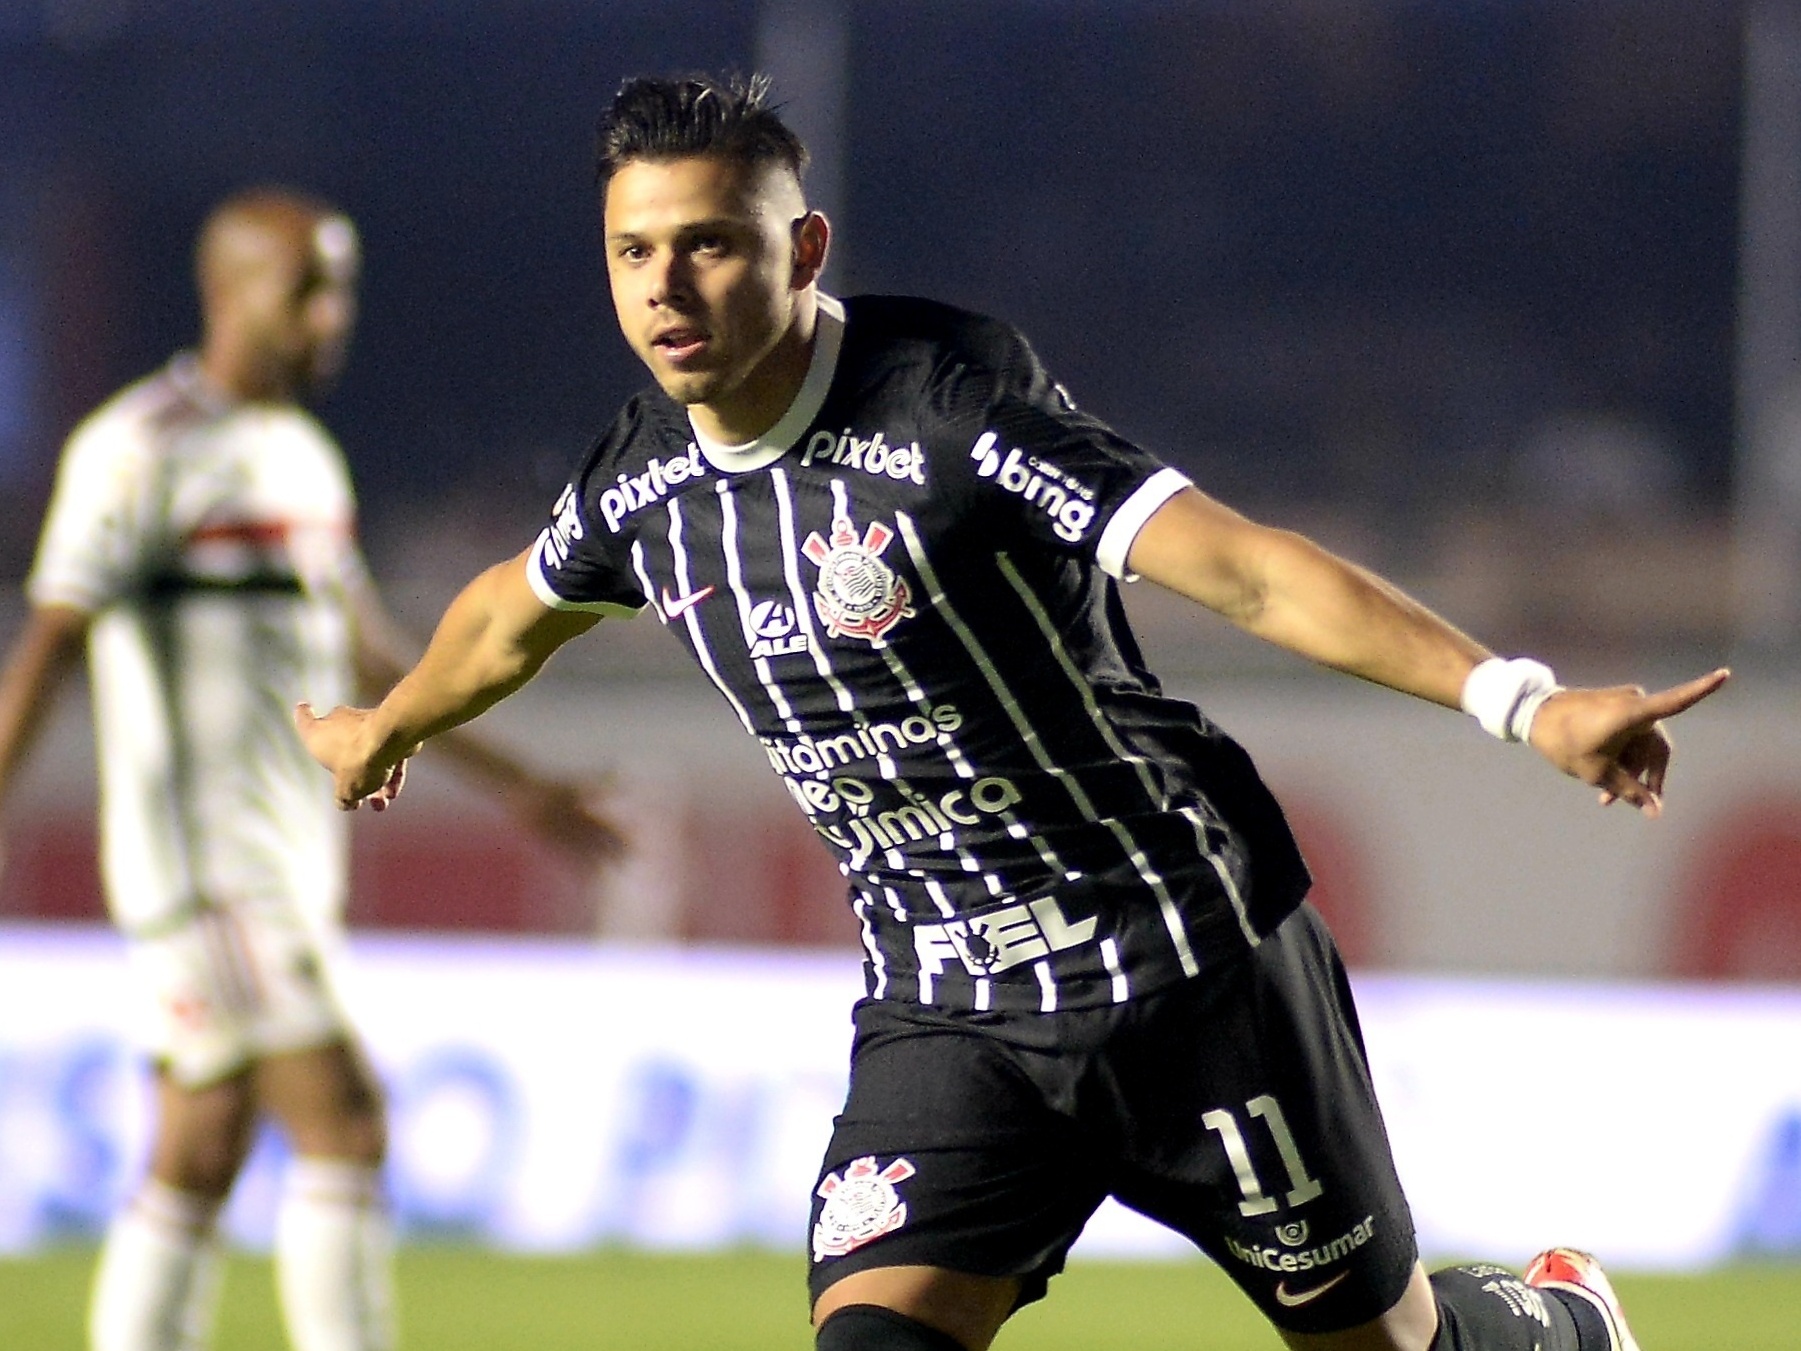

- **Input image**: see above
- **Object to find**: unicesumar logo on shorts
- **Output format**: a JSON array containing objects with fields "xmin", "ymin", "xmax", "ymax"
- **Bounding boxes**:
[
  {"xmin": 803, "ymin": 512, "xmax": 915, "ymax": 644},
  {"xmin": 813, "ymin": 1155, "xmax": 917, "ymax": 1261}
]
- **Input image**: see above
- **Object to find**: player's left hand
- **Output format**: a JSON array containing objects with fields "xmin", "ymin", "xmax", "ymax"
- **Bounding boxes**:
[
  {"xmin": 1526, "ymin": 667, "xmax": 1730, "ymax": 817},
  {"xmin": 514, "ymin": 776, "xmax": 629, "ymax": 865}
]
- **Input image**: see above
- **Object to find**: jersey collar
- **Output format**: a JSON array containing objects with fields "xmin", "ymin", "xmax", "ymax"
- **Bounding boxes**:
[
  {"xmin": 167, "ymin": 352, "xmax": 237, "ymax": 417},
  {"xmin": 688, "ymin": 293, "xmax": 845, "ymax": 474}
]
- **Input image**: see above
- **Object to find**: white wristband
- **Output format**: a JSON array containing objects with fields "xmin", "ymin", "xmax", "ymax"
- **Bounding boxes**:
[{"xmin": 1460, "ymin": 657, "xmax": 1563, "ymax": 743}]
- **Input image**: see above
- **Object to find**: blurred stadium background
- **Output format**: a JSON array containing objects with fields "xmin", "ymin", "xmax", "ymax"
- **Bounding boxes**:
[{"xmin": 5, "ymin": 0, "xmax": 1801, "ymax": 1345}]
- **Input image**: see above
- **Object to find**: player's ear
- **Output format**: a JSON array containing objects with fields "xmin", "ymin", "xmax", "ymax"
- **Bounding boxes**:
[{"xmin": 791, "ymin": 211, "xmax": 830, "ymax": 290}]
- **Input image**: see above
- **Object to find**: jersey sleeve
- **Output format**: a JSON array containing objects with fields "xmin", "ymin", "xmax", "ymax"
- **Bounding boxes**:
[
  {"xmin": 523, "ymin": 421, "xmax": 653, "ymax": 617},
  {"xmin": 26, "ymin": 411, "xmax": 163, "ymax": 612},
  {"xmin": 937, "ymin": 361, "xmax": 1192, "ymax": 580}
]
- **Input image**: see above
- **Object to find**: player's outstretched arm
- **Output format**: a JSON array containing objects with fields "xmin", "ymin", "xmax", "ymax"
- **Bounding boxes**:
[
  {"xmin": 1127, "ymin": 486, "xmax": 1490, "ymax": 705},
  {"xmin": 1125, "ymin": 486, "xmax": 1729, "ymax": 814},
  {"xmin": 0, "ymin": 604, "xmax": 90, "ymax": 825},
  {"xmin": 345, "ymin": 564, "xmax": 624, "ymax": 860},
  {"xmin": 297, "ymin": 547, "xmax": 599, "ymax": 811}
]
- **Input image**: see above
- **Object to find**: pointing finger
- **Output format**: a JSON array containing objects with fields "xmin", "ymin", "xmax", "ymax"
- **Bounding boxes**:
[{"xmin": 1633, "ymin": 668, "xmax": 1731, "ymax": 724}]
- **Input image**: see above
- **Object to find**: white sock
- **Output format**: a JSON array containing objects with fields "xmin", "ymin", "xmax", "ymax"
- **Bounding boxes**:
[
  {"xmin": 273, "ymin": 1158, "xmax": 395, "ymax": 1351},
  {"xmin": 89, "ymin": 1179, "xmax": 224, "ymax": 1351}
]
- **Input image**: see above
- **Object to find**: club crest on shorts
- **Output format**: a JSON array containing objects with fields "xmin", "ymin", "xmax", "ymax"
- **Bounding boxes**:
[
  {"xmin": 803, "ymin": 513, "xmax": 914, "ymax": 645},
  {"xmin": 812, "ymin": 1155, "xmax": 917, "ymax": 1261}
]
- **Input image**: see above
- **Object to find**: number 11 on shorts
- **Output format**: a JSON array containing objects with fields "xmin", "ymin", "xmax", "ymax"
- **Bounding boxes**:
[{"xmin": 1202, "ymin": 1094, "xmax": 1325, "ymax": 1216}]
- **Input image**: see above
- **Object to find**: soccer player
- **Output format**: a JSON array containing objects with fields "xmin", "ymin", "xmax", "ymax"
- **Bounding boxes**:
[
  {"xmin": 0, "ymin": 188, "xmax": 623, "ymax": 1351},
  {"xmin": 298, "ymin": 76, "xmax": 1726, "ymax": 1351}
]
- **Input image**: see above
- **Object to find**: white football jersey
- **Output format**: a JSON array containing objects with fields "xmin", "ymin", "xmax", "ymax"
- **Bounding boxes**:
[{"xmin": 28, "ymin": 356, "xmax": 364, "ymax": 934}]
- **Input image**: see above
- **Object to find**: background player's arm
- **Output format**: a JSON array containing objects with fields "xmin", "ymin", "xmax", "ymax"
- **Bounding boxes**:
[
  {"xmin": 344, "ymin": 574, "xmax": 622, "ymax": 859},
  {"xmin": 1126, "ymin": 485, "xmax": 1728, "ymax": 813},
  {"xmin": 298, "ymin": 547, "xmax": 597, "ymax": 811},
  {"xmin": 0, "ymin": 604, "xmax": 91, "ymax": 828}
]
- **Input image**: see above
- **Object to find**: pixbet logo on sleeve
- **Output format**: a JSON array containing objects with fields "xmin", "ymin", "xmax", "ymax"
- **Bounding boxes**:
[
  {"xmin": 597, "ymin": 446, "xmax": 709, "ymax": 532},
  {"xmin": 968, "ymin": 432, "xmax": 1096, "ymax": 542}
]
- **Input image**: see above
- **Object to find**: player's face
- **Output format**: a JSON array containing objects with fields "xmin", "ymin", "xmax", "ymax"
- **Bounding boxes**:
[
  {"xmin": 233, "ymin": 217, "xmax": 360, "ymax": 395},
  {"xmin": 604, "ymin": 155, "xmax": 816, "ymax": 439}
]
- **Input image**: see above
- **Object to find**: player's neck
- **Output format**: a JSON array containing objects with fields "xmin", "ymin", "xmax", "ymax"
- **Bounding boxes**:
[
  {"xmin": 689, "ymin": 296, "xmax": 819, "ymax": 446},
  {"xmin": 197, "ymin": 338, "xmax": 299, "ymax": 405}
]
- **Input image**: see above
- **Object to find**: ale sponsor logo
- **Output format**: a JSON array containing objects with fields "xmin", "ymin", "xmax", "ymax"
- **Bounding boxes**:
[{"xmin": 745, "ymin": 599, "xmax": 808, "ymax": 657}]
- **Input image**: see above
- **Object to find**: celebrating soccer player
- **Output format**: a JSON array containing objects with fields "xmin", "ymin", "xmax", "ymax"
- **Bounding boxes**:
[{"xmin": 298, "ymin": 75, "xmax": 1724, "ymax": 1351}]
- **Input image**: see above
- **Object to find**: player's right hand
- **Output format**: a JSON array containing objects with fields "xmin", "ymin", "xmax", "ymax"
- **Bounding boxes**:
[
  {"xmin": 294, "ymin": 702, "xmax": 415, "ymax": 812},
  {"xmin": 1526, "ymin": 667, "xmax": 1730, "ymax": 817}
]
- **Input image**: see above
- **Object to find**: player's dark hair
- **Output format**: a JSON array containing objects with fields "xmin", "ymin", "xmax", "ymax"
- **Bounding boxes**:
[{"xmin": 595, "ymin": 73, "xmax": 809, "ymax": 188}]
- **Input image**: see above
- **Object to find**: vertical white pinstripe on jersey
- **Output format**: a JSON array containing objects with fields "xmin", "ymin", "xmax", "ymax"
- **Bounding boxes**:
[
  {"xmin": 896, "ymin": 511, "xmax": 1203, "ymax": 980},
  {"xmin": 1099, "ymin": 937, "xmax": 1130, "ymax": 1003},
  {"xmin": 654, "ymin": 500, "xmax": 755, "ymax": 734},
  {"xmin": 994, "ymin": 552, "xmax": 1255, "ymax": 951},
  {"xmin": 718, "ymin": 481, "xmax": 803, "ymax": 731},
  {"xmin": 771, "ymin": 469, "xmax": 858, "ymax": 716},
  {"xmin": 852, "ymin": 893, "xmax": 888, "ymax": 999}
]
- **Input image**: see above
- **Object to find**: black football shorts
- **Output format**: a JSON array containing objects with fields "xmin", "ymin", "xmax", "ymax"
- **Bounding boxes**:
[{"xmin": 805, "ymin": 902, "xmax": 1419, "ymax": 1335}]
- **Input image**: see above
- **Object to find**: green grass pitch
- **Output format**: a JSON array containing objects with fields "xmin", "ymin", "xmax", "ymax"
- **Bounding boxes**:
[{"xmin": 3, "ymin": 1248, "xmax": 1798, "ymax": 1348}]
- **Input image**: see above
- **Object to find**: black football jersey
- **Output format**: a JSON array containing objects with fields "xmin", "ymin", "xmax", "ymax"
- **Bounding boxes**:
[{"xmin": 529, "ymin": 295, "xmax": 1309, "ymax": 1012}]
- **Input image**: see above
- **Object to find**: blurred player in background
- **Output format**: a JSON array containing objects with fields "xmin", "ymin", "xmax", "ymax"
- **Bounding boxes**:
[
  {"xmin": 298, "ymin": 76, "xmax": 1726, "ymax": 1351},
  {"xmin": 0, "ymin": 188, "xmax": 623, "ymax": 1351}
]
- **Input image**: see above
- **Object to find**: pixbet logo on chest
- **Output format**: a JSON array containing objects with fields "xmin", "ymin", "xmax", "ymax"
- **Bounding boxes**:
[{"xmin": 800, "ymin": 428, "xmax": 927, "ymax": 484}]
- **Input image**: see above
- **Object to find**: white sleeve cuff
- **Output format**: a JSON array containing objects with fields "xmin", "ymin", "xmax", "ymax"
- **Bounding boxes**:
[
  {"xmin": 1096, "ymin": 467, "xmax": 1192, "ymax": 580},
  {"xmin": 24, "ymin": 572, "xmax": 104, "ymax": 614}
]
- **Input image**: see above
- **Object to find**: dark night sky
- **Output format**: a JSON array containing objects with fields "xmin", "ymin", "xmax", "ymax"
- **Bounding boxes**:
[{"xmin": 0, "ymin": 1, "xmax": 1743, "ymax": 574}]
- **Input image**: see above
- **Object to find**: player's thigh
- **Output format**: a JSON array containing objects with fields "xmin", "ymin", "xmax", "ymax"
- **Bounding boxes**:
[
  {"xmin": 807, "ymin": 1002, "xmax": 1105, "ymax": 1319},
  {"xmin": 147, "ymin": 1067, "xmax": 259, "ymax": 1195},
  {"xmin": 254, "ymin": 1038, "xmax": 386, "ymax": 1161},
  {"xmin": 1108, "ymin": 905, "xmax": 1419, "ymax": 1337},
  {"xmin": 812, "ymin": 1264, "xmax": 1021, "ymax": 1351}
]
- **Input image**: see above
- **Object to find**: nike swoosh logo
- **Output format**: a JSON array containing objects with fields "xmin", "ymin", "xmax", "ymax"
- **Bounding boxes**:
[
  {"xmin": 660, "ymin": 584, "xmax": 715, "ymax": 620},
  {"xmin": 1274, "ymin": 1271, "xmax": 1350, "ymax": 1308}
]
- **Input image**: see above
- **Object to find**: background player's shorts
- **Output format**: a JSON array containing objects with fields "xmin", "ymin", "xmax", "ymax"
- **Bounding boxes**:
[
  {"xmin": 127, "ymin": 899, "xmax": 353, "ymax": 1087},
  {"xmin": 806, "ymin": 902, "xmax": 1418, "ymax": 1335}
]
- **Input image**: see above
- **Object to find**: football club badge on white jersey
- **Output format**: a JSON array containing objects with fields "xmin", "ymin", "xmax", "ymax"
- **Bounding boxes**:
[
  {"xmin": 812, "ymin": 1155, "xmax": 917, "ymax": 1261},
  {"xmin": 803, "ymin": 512, "xmax": 915, "ymax": 645}
]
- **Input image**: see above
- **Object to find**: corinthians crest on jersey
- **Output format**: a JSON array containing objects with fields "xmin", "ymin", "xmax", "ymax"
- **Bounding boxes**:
[{"xmin": 803, "ymin": 510, "xmax": 915, "ymax": 645}]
